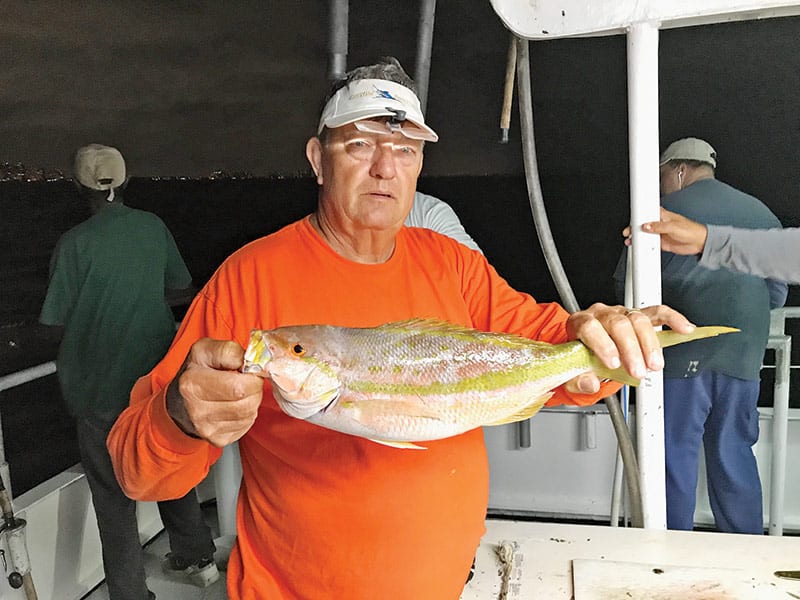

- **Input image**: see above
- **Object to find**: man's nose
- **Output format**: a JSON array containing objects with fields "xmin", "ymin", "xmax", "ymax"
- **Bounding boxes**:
[{"xmin": 369, "ymin": 143, "xmax": 397, "ymax": 179}]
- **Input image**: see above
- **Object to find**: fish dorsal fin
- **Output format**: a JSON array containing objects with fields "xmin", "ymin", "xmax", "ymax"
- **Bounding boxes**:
[
  {"xmin": 373, "ymin": 318, "xmax": 469, "ymax": 333},
  {"xmin": 373, "ymin": 318, "xmax": 545, "ymax": 348},
  {"xmin": 368, "ymin": 438, "xmax": 427, "ymax": 450},
  {"xmin": 485, "ymin": 393, "xmax": 553, "ymax": 426}
]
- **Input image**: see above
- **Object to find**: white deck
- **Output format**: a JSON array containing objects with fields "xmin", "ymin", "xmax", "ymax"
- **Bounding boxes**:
[
  {"xmin": 463, "ymin": 519, "xmax": 800, "ymax": 599},
  {"xmin": 83, "ymin": 528, "xmax": 228, "ymax": 600},
  {"xmin": 79, "ymin": 516, "xmax": 800, "ymax": 600}
]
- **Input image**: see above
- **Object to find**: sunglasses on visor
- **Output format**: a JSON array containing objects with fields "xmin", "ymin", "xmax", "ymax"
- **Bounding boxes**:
[{"xmin": 353, "ymin": 118, "xmax": 437, "ymax": 142}]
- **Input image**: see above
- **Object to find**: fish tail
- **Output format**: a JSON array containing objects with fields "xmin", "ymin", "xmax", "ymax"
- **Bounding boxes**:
[
  {"xmin": 589, "ymin": 325, "xmax": 739, "ymax": 387},
  {"xmin": 656, "ymin": 325, "xmax": 739, "ymax": 349}
]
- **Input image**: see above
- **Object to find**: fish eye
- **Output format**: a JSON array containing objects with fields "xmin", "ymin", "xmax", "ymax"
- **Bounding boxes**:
[{"xmin": 291, "ymin": 343, "xmax": 306, "ymax": 356}]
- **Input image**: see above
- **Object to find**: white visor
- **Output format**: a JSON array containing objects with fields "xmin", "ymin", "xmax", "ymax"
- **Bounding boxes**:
[{"xmin": 318, "ymin": 79, "xmax": 438, "ymax": 142}]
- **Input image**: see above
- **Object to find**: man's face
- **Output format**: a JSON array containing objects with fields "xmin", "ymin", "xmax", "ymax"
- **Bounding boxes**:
[
  {"xmin": 307, "ymin": 121, "xmax": 424, "ymax": 232},
  {"xmin": 659, "ymin": 163, "xmax": 682, "ymax": 197}
]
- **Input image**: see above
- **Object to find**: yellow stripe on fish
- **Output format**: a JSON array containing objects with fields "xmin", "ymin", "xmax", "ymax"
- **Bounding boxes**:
[{"xmin": 242, "ymin": 318, "xmax": 737, "ymax": 449}]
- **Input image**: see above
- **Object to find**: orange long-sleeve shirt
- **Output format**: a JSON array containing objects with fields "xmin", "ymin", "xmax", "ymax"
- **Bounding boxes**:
[{"xmin": 108, "ymin": 217, "xmax": 617, "ymax": 600}]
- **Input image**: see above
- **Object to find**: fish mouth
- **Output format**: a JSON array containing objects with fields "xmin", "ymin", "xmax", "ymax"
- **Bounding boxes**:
[
  {"xmin": 242, "ymin": 332, "xmax": 272, "ymax": 374},
  {"xmin": 242, "ymin": 357, "xmax": 271, "ymax": 374}
]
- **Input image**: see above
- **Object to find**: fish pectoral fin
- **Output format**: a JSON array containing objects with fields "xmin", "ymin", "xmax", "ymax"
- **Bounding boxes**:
[
  {"xmin": 344, "ymin": 398, "xmax": 443, "ymax": 421},
  {"xmin": 485, "ymin": 393, "xmax": 553, "ymax": 426},
  {"xmin": 317, "ymin": 387, "xmax": 340, "ymax": 410},
  {"xmin": 367, "ymin": 438, "xmax": 427, "ymax": 450}
]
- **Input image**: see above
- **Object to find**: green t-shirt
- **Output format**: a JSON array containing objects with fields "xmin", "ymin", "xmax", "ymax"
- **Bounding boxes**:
[{"xmin": 40, "ymin": 204, "xmax": 192, "ymax": 418}]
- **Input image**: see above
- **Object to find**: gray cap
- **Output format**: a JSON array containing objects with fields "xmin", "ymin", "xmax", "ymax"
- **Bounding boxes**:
[{"xmin": 659, "ymin": 137, "xmax": 717, "ymax": 168}]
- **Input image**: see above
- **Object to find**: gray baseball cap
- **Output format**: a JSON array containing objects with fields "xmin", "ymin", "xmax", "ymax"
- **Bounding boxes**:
[{"xmin": 659, "ymin": 137, "xmax": 716, "ymax": 168}]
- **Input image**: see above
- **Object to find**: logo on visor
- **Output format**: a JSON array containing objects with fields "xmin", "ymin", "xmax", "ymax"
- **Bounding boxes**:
[{"xmin": 373, "ymin": 86, "xmax": 397, "ymax": 101}]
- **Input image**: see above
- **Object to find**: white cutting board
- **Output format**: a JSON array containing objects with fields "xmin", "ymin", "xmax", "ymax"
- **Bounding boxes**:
[{"xmin": 573, "ymin": 558, "xmax": 786, "ymax": 600}]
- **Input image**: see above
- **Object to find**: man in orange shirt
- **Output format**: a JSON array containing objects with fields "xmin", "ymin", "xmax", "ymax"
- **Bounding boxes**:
[{"xmin": 108, "ymin": 57, "xmax": 693, "ymax": 599}]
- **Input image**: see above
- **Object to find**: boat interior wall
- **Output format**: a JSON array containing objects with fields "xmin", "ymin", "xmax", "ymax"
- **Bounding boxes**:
[
  {"xmin": 0, "ymin": 465, "xmax": 162, "ymax": 600},
  {"xmin": 485, "ymin": 406, "xmax": 800, "ymax": 531}
]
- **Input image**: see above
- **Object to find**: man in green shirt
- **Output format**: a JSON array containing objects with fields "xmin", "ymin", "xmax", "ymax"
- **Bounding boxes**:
[{"xmin": 40, "ymin": 144, "xmax": 218, "ymax": 599}]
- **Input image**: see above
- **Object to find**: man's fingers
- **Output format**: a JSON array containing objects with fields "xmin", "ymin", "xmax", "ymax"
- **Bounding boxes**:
[
  {"xmin": 564, "ymin": 373, "xmax": 600, "ymax": 395},
  {"xmin": 624, "ymin": 308, "xmax": 663, "ymax": 374},
  {"xmin": 642, "ymin": 220, "xmax": 666, "ymax": 234},
  {"xmin": 567, "ymin": 303, "xmax": 696, "ymax": 384},
  {"xmin": 189, "ymin": 338, "xmax": 247, "ymax": 371},
  {"xmin": 179, "ymin": 369, "xmax": 263, "ymax": 446},
  {"xmin": 603, "ymin": 309, "xmax": 649, "ymax": 379},
  {"xmin": 640, "ymin": 304, "xmax": 695, "ymax": 334},
  {"xmin": 567, "ymin": 305, "xmax": 623, "ymax": 371},
  {"xmin": 183, "ymin": 367, "xmax": 263, "ymax": 404},
  {"xmin": 193, "ymin": 410, "xmax": 260, "ymax": 448}
]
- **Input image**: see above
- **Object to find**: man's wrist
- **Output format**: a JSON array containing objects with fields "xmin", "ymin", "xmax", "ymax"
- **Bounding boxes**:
[{"xmin": 165, "ymin": 378, "xmax": 201, "ymax": 439}]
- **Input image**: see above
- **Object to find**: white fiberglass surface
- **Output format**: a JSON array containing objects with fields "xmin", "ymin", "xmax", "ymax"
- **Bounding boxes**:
[{"xmin": 490, "ymin": 0, "xmax": 800, "ymax": 39}]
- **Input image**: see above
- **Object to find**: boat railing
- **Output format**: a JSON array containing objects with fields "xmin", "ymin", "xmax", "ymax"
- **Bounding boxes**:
[{"xmin": 0, "ymin": 364, "xmax": 51, "ymax": 600}]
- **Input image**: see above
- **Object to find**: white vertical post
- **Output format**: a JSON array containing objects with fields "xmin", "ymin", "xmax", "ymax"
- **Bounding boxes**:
[
  {"xmin": 627, "ymin": 21, "xmax": 667, "ymax": 530},
  {"xmin": 214, "ymin": 442, "xmax": 242, "ymax": 538},
  {"xmin": 769, "ymin": 334, "xmax": 791, "ymax": 535}
]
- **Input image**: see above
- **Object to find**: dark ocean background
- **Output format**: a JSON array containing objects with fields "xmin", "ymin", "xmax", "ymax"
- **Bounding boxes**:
[{"xmin": 2, "ymin": 177, "xmax": 797, "ymax": 496}]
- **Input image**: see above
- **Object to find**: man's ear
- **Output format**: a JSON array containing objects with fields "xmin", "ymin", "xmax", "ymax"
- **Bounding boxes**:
[{"xmin": 306, "ymin": 137, "xmax": 323, "ymax": 185}]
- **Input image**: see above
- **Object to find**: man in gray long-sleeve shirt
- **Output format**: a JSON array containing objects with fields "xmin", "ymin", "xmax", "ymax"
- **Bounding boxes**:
[{"xmin": 630, "ymin": 208, "xmax": 800, "ymax": 284}]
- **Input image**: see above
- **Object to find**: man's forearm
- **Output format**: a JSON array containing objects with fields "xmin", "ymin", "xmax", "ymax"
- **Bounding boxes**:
[{"xmin": 701, "ymin": 225, "xmax": 800, "ymax": 283}]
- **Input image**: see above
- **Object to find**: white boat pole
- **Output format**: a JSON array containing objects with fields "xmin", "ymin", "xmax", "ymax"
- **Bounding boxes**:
[
  {"xmin": 768, "ymin": 333, "xmax": 791, "ymax": 535},
  {"xmin": 626, "ymin": 21, "xmax": 666, "ymax": 530},
  {"xmin": 214, "ymin": 443, "xmax": 242, "ymax": 539}
]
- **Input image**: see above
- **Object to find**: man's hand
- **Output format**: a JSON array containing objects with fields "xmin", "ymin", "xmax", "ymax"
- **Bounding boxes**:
[
  {"xmin": 623, "ymin": 208, "xmax": 708, "ymax": 255},
  {"xmin": 166, "ymin": 338, "xmax": 264, "ymax": 447},
  {"xmin": 563, "ymin": 303, "xmax": 695, "ymax": 395}
]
